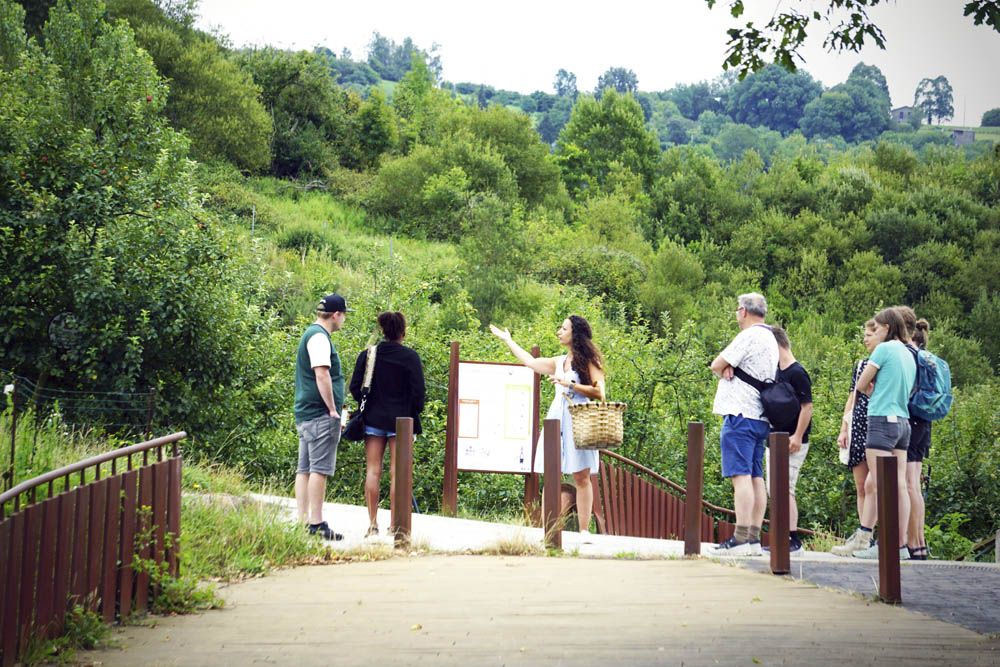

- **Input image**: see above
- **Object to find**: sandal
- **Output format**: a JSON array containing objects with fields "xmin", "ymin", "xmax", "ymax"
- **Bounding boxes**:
[
  {"xmin": 365, "ymin": 523, "xmax": 379, "ymax": 538},
  {"xmin": 908, "ymin": 545, "xmax": 928, "ymax": 560}
]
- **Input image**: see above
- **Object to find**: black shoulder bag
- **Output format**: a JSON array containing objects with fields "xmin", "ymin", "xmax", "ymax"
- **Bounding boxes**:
[{"xmin": 343, "ymin": 345, "xmax": 377, "ymax": 442}]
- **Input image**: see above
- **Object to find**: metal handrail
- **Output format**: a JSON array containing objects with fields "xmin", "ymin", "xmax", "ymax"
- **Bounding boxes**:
[{"xmin": 0, "ymin": 431, "xmax": 186, "ymax": 518}]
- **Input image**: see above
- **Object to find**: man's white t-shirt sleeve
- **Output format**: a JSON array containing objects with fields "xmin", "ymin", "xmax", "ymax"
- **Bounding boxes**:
[
  {"xmin": 306, "ymin": 332, "xmax": 332, "ymax": 369},
  {"xmin": 720, "ymin": 330, "xmax": 749, "ymax": 368}
]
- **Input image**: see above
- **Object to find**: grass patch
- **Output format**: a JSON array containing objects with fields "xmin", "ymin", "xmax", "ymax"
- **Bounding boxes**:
[
  {"xmin": 21, "ymin": 604, "xmax": 114, "ymax": 666},
  {"xmin": 181, "ymin": 495, "xmax": 326, "ymax": 581},
  {"xmin": 480, "ymin": 530, "xmax": 543, "ymax": 556}
]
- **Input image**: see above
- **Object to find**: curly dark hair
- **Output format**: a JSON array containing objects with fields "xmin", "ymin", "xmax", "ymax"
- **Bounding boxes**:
[
  {"xmin": 377, "ymin": 311, "xmax": 406, "ymax": 341},
  {"xmin": 568, "ymin": 315, "xmax": 603, "ymax": 387}
]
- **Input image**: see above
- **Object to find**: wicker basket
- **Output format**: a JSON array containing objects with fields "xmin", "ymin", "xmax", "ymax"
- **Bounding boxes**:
[{"xmin": 567, "ymin": 400, "xmax": 627, "ymax": 450}]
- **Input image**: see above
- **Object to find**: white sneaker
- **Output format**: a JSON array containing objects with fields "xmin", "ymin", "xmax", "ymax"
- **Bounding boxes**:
[
  {"xmin": 710, "ymin": 536, "xmax": 754, "ymax": 557},
  {"xmin": 831, "ymin": 528, "xmax": 871, "ymax": 556}
]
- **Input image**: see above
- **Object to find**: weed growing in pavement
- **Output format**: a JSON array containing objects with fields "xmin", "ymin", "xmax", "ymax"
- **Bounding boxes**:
[{"xmin": 20, "ymin": 603, "xmax": 113, "ymax": 666}]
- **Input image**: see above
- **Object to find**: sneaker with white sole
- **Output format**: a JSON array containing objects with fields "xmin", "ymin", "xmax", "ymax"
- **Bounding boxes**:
[
  {"xmin": 831, "ymin": 528, "xmax": 871, "ymax": 556},
  {"xmin": 852, "ymin": 542, "xmax": 880, "ymax": 559},
  {"xmin": 710, "ymin": 536, "xmax": 755, "ymax": 556},
  {"xmin": 749, "ymin": 539, "xmax": 763, "ymax": 556}
]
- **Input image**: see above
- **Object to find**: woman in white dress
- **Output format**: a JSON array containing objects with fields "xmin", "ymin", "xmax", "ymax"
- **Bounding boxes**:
[{"xmin": 490, "ymin": 315, "xmax": 606, "ymax": 534}]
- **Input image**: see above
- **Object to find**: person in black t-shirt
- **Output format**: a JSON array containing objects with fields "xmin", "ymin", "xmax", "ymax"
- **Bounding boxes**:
[{"xmin": 764, "ymin": 327, "xmax": 813, "ymax": 555}]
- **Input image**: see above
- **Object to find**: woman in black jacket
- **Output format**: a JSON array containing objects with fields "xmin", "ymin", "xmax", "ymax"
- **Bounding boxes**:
[{"xmin": 350, "ymin": 311, "xmax": 425, "ymax": 537}]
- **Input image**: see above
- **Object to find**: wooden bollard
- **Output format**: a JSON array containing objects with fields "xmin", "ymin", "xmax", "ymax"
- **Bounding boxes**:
[
  {"xmin": 684, "ymin": 422, "xmax": 704, "ymax": 556},
  {"xmin": 542, "ymin": 418, "xmax": 561, "ymax": 550},
  {"xmin": 876, "ymin": 455, "xmax": 901, "ymax": 603},
  {"xmin": 391, "ymin": 417, "xmax": 414, "ymax": 547},
  {"xmin": 768, "ymin": 432, "xmax": 790, "ymax": 575}
]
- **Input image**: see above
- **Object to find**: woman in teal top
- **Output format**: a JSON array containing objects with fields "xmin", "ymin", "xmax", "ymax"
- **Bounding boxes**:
[{"xmin": 851, "ymin": 307, "xmax": 917, "ymax": 559}]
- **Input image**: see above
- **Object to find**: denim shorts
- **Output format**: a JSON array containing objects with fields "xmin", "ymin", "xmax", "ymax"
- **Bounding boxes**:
[
  {"xmin": 364, "ymin": 425, "xmax": 395, "ymax": 438},
  {"xmin": 866, "ymin": 415, "xmax": 910, "ymax": 452},
  {"xmin": 296, "ymin": 415, "xmax": 340, "ymax": 475},
  {"xmin": 720, "ymin": 414, "xmax": 770, "ymax": 478}
]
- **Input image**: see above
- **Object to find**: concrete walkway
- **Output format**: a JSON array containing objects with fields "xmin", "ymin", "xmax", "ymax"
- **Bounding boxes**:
[{"xmin": 77, "ymin": 499, "xmax": 1000, "ymax": 666}]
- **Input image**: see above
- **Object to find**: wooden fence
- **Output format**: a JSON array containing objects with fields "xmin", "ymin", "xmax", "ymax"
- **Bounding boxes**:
[{"xmin": 0, "ymin": 432, "xmax": 186, "ymax": 667}]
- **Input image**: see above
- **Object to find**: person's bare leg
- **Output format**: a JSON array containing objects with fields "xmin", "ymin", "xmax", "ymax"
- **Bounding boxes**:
[
  {"xmin": 307, "ymin": 473, "xmax": 327, "ymax": 525},
  {"xmin": 907, "ymin": 461, "xmax": 925, "ymax": 549},
  {"xmin": 387, "ymin": 436, "xmax": 398, "ymax": 512},
  {"xmin": 894, "ymin": 449, "xmax": 910, "ymax": 548},
  {"xmin": 859, "ymin": 450, "xmax": 884, "ymax": 531},
  {"xmin": 364, "ymin": 435, "xmax": 387, "ymax": 529},
  {"xmin": 295, "ymin": 472, "xmax": 309, "ymax": 524},
  {"xmin": 751, "ymin": 476, "xmax": 767, "ymax": 535},
  {"xmin": 789, "ymin": 492, "xmax": 799, "ymax": 533},
  {"xmin": 573, "ymin": 469, "xmax": 593, "ymax": 533},
  {"xmin": 852, "ymin": 461, "xmax": 869, "ymax": 524},
  {"xmin": 732, "ymin": 474, "xmax": 755, "ymax": 526}
]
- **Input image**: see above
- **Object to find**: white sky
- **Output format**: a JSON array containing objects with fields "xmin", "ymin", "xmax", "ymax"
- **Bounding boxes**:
[{"xmin": 196, "ymin": 0, "xmax": 1000, "ymax": 125}]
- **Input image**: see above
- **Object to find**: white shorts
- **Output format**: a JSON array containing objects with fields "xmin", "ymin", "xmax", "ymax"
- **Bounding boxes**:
[{"xmin": 764, "ymin": 441, "xmax": 809, "ymax": 497}]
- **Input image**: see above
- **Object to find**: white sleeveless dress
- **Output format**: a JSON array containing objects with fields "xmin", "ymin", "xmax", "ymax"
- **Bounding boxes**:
[{"xmin": 539, "ymin": 354, "xmax": 599, "ymax": 475}]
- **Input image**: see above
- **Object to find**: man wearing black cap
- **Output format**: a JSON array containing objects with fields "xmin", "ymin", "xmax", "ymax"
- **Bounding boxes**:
[{"xmin": 293, "ymin": 293, "xmax": 351, "ymax": 540}]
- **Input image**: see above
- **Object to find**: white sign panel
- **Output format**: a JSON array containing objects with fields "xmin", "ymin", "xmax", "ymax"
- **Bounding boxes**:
[{"xmin": 457, "ymin": 362, "xmax": 540, "ymax": 473}]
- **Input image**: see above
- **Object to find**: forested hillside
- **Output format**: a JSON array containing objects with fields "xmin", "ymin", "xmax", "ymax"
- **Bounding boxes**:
[{"xmin": 2, "ymin": 0, "xmax": 998, "ymax": 545}]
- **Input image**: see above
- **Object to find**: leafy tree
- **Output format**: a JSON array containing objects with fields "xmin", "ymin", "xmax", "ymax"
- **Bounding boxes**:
[
  {"xmin": 980, "ymin": 107, "xmax": 1000, "ymax": 126},
  {"xmin": 914, "ymin": 75, "xmax": 954, "ymax": 124},
  {"xmin": 665, "ymin": 81, "xmax": 723, "ymax": 120},
  {"xmin": 366, "ymin": 32, "xmax": 441, "ymax": 82},
  {"xmin": 104, "ymin": 0, "xmax": 272, "ymax": 171},
  {"xmin": 537, "ymin": 95, "xmax": 573, "ymax": 144},
  {"xmin": 315, "ymin": 46, "xmax": 379, "ymax": 90},
  {"xmin": 0, "ymin": 0, "xmax": 282, "ymax": 437},
  {"xmin": 595, "ymin": 66, "xmax": 638, "ymax": 97},
  {"xmin": 554, "ymin": 68, "xmax": 577, "ymax": 99},
  {"xmin": 799, "ymin": 76, "xmax": 888, "ymax": 142},
  {"xmin": 703, "ymin": 0, "xmax": 1000, "ymax": 79},
  {"xmin": 848, "ymin": 62, "xmax": 890, "ymax": 102},
  {"xmin": 352, "ymin": 87, "xmax": 397, "ymax": 170},
  {"xmin": 712, "ymin": 123, "xmax": 764, "ymax": 162},
  {"xmin": 666, "ymin": 118, "xmax": 690, "ymax": 145},
  {"xmin": 726, "ymin": 64, "xmax": 821, "ymax": 134},
  {"xmin": 555, "ymin": 90, "xmax": 661, "ymax": 197},
  {"xmin": 237, "ymin": 47, "xmax": 354, "ymax": 177}
]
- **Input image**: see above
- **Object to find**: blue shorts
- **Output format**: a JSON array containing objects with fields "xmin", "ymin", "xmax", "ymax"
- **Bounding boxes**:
[
  {"xmin": 720, "ymin": 414, "xmax": 769, "ymax": 478},
  {"xmin": 364, "ymin": 425, "xmax": 396, "ymax": 438}
]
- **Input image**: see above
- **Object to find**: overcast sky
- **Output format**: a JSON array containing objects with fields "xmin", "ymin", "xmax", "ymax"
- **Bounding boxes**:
[{"xmin": 195, "ymin": 0, "xmax": 1000, "ymax": 125}]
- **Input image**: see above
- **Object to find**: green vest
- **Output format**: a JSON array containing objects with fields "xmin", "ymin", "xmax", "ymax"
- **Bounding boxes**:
[{"xmin": 294, "ymin": 323, "xmax": 344, "ymax": 423}]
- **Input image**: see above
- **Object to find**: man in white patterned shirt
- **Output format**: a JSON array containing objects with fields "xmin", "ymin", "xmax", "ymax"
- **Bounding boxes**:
[{"xmin": 708, "ymin": 293, "xmax": 779, "ymax": 556}]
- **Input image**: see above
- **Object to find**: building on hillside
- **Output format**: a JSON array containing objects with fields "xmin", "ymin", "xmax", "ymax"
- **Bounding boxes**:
[
  {"xmin": 891, "ymin": 106, "xmax": 914, "ymax": 123},
  {"xmin": 951, "ymin": 129, "xmax": 976, "ymax": 146}
]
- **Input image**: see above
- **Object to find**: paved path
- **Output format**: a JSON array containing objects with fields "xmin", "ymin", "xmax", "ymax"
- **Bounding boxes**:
[
  {"xmin": 82, "ymin": 556, "xmax": 998, "ymax": 666},
  {"xmin": 78, "ymin": 499, "xmax": 1000, "ymax": 665}
]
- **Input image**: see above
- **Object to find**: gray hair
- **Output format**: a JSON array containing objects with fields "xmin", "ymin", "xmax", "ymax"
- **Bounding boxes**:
[{"xmin": 738, "ymin": 293, "xmax": 767, "ymax": 318}]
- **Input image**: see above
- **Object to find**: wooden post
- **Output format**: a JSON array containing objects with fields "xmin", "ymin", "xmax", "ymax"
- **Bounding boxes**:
[
  {"xmin": 523, "ymin": 345, "xmax": 541, "ymax": 525},
  {"xmin": 542, "ymin": 418, "xmax": 561, "ymax": 550},
  {"xmin": 442, "ymin": 342, "xmax": 459, "ymax": 516},
  {"xmin": 769, "ymin": 432, "xmax": 790, "ymax": 575},
  {"xmin": 876, "ymin": 456, "xmax": 901, "ymax": 603},
  {"xmin": 684, "ymin": 422, "xmax": 704, "ymax": 556},
  {"xmin": 391, "ymin": 418, "xmax": 414, "ymax": 547}
]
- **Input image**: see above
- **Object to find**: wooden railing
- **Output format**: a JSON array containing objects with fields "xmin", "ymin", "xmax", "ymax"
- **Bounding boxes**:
[
  {"xmin": 0, "ymin": 432, "xmax": 186, "ymax": 667},
  {"xmin": 595, "ymin": 449, "xmax": 715, "ymax": 542}
]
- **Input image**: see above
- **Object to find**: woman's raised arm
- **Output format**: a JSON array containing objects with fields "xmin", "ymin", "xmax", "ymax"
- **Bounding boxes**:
[{"xmin": 489, "ymin": 324, "xmax": 556, "ymax": 375}]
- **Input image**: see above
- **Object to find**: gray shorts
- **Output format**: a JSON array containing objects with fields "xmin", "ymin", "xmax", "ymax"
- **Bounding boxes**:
[
  {"xmin": 296, "ymin": 415, "xmax": 340, "ymax": 476},
  {"xmin": 866, "ymin": 415, "xmax": 910, "ymax": 452}
]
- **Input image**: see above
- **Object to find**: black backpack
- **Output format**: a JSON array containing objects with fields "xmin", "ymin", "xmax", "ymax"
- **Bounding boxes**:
[{"xmin": 732, "ymin": 366, "xmax": 801, "ymax": 433}]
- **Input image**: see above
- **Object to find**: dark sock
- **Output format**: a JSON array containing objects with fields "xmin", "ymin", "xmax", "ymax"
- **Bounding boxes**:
[
  {"xmin": 748, "ymin": 525, "xmax": 761, "ymax": 542},
  {"xmin": 789, "ymin": 530, "xmax": 799, "ymax": 541},
  {"xmin": 734, "ymin": 525, "xmax": 750, "ymax": 543}
]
